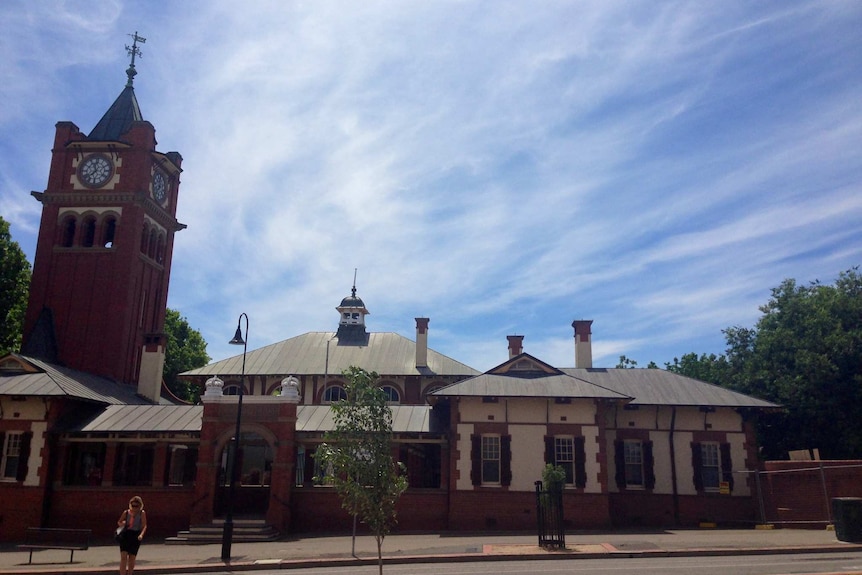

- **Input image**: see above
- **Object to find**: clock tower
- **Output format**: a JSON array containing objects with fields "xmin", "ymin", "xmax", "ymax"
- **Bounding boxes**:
[{"xmin": 22, "ymin": 33, "xmax": 185, "ymax": 401}]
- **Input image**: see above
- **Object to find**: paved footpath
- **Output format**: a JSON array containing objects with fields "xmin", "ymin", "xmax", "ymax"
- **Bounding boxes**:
[{"xmin": 1, "ymin": 528, "xmax": 860, "ymax": 574}]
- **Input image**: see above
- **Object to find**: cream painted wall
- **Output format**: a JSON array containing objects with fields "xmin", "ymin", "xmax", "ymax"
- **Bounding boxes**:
[
  {"xmin": 613, "ymin": 407, "xmax": 656, "ymax": 429},
  {"xmin": 455, "ymin": 422, "xmax": 474, "ymax": 491},
  {"xmin": 507, "ymin": 399, "xmax": 547, "ymax": 423},
  {"xmin": 24, "ymin": 422, "xmax": 46, "ymax": 487},
  {"xmin": 510, "ymin": 424, "xmax": 547, "ymax": 490},
  {"xmin": 583, "ymin": 425, "xmax": 602, "ymax": 493},
  {"xmin": 648, "ymin": 430, "xmax": 672, "ymax": 494},
  {"xmin": 548, "ymin": 400, "xmax": 596, "ymax": 425},
  {"xmin": 459, "ymin": 397, "xmax": 597, "ymax": 425},
  {"xmin": 458, "ymin": 398, "xmax": 506, "ymax": 423},
  {"xmin": 0, "ymin": 397, "xmax": 47, "ymax": 420},
  {"xmin": 673, "ymin": 408, "xmax": 741, "ymax": 432}
]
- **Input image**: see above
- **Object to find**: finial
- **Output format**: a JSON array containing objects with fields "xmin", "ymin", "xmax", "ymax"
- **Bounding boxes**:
[
  {"xmin": 125, "ymin": 31, "xmax": 146, "ymax": 87},
  {"xmin": 351, "ymin": 268, "xmax": 358, "ymax": 298}
]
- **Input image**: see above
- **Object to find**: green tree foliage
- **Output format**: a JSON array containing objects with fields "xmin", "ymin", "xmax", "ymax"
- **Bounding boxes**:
[
  {"xmin": 314, "ymin": 366, "xmax": 408, "ymax": 575},
  {"xmin": 541, "ymin": 464, "xmax": 566, "ymax": 493},
  {"xmin": 664, "ymin": 268, "xmax": 862, "ymax": 460},
  {"xmin": 724, "ymin": 269, "xmax": 862, "ymax": 459},
  {"xmin": 665, "ymin": 352, "xmax": 731, "ymax": 384},
  {"xmin": 617, "ymin": 355, "xmax": 659, "ymax": 369},
  {"xmin": 0, "ymin": 216, "xmax": 31, "ymax": 356},
  {"xmin": 163, "ymin": 308, "xmax": 210, "ymax": 403}
]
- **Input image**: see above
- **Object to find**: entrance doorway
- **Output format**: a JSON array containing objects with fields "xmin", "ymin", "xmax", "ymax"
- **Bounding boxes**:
[{"xmin": 215, "ymin": 432, "xmax": 273, "ymax": 518}]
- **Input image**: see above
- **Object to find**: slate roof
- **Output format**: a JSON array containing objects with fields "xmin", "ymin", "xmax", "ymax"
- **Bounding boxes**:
[
  {"xmin": 88, "ymin": 85, "xmax": 143, "ymax": 141},
  {"xmin": 0, "ymin": 355, "xmax": 152, "ymax": 405},
  {"xmin": 560, "ymin": 368, "xmax": 779, "ymax": 408},
  {"xmin": 181, "ymin": 332, "xmax": 480, "ymax": 379}
]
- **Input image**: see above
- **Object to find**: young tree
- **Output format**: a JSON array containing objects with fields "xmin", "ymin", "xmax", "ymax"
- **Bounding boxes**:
[
  {"xmin": 163, "ymin": 308, "xmax": 210, "ymax": 403},
  {"xmin": 315, "ymin": 366, "xmax": 408, "ymax": 575},
  {"xmin": 0, "ymin": 216, "xmax": 31, "ymax": 356}
]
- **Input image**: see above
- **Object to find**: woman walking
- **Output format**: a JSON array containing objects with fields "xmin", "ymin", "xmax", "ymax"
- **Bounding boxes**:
[{"xmin": 117, "ymin": 496, "xmax": 147, "ymax": 575}]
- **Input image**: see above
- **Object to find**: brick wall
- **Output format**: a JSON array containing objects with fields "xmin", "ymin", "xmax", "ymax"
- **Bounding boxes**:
[
  {"xmin": 0, "ymin": 486, "xmax": 44, "ymax": 540},
  {"xmin": 290, "ymin": 489, "xmax": 448, "ymax": 533},
  {"xmin": 447, "ymin": 490, "xmax": 611, "ymax": 531},
  {"xmin": 45, "ymin": 487, "xmax": 196, "ymax": 541}
]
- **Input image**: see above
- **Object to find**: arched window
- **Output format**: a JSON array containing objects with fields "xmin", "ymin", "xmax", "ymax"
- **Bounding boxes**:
[
  {"xmin": 61, "ymin": 216, "xmax": 77, "ymax": 247},
  {"xmin": 148, "ymin": 228, "xmax": 157, "ymax": 259},
  {"xmin": 102, "ymin": 215, "xmax": 117, "ymax": 248},
  {"xmin": 323, "ymin": 385, "xmax": 347, "ymax": 403},
  {"xmin": 380, "ymin": 385, "xmax": 401, "ymax": 404},
  {"xmin": 140, "ymin": 224, "xmax": 149, "ymax": 253},
  {"xmin": 156, "ymin": 234, "xmax": 165, "ymax": 264},
  {"xmin": 223, "ymin": 385, "xmax": 244, "ymax": 396},
  {"xmin": 81, "ymin": 216, "xmax": 97, "ymax": 247}
]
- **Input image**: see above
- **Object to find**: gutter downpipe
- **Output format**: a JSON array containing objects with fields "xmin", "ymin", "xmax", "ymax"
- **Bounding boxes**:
[{"xmin": 669, "ymin": 406, "xmax": 680, "ymax": 525}]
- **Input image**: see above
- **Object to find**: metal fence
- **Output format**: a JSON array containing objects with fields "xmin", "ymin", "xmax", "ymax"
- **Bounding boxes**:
[
  {"xmin": 738, "ymin": 461, "xmax": 862, "ymax": 526},
  {"xmin": 535, "ymin": 481, "xmax": 565, "ymax": 548}
]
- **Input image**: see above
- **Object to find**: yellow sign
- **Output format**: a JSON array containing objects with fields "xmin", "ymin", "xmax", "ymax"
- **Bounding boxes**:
[{"xmin": 719, "ymin": 481, "xmax": 730, "ymax": 494}]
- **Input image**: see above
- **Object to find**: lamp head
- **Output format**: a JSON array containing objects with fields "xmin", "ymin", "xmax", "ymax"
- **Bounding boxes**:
[{"xmin": 229, "ymin": 325, "xmax": 245, "ymax": 346}]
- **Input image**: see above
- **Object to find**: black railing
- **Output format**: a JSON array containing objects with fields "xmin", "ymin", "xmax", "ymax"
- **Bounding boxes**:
[{"xmin": 535, "ymin": 480, "xmax": 565, "ymax": 548}]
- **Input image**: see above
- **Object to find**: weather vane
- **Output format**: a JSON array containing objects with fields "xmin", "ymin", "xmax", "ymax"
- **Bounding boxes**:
[{"xmin": 124, "ymin": 31, "xmax": 146, "ymax": 87}]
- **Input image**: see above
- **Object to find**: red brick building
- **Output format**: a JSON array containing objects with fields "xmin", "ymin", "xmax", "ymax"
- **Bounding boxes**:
[{"xmin": 1, "ymin": 46, "xmax": 795, "ymax": 544}]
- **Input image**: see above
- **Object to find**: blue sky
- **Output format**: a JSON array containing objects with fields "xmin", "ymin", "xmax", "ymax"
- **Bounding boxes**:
[{"xmin": 2, "ymin": 1, "xmax": 861, "ymax": 372}]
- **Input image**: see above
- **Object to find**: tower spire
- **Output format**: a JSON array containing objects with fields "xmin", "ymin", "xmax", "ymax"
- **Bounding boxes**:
[{"xmin": 125, "ymin": 31, "xmax": 146, "ymax": 87}]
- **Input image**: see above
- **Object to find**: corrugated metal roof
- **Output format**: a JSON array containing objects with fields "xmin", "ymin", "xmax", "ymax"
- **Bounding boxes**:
[
  {"xmin": 560, "ymin": 368, "xmax": 779, "ymax": 408},
  {"xmin": 296, "ymin": 405, "xmax": 431, "ymax": 433},
  {"xmin": 0, "ymin": 355, "xmax": 150, "ymax": 405},
  {"xmin": 181, "ymin": 332, "xmax": 480, "ymax": 378},
  {"xmin": 431, "ymin": 373, "xmax": 631, "ymax": 400},
  {"xmin": 69, "ymin": 405, "xmax": 203, "ymax": 433}
]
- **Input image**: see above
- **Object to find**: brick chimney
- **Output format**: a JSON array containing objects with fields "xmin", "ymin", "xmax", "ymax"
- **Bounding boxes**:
[
  {"xmin": 415, "ymin": 318, "xmax": 429, "ymax": 368},
  {"xmin": 572, "ymin": 320, "xmax": 593, "ymax": 368},
  {"xmin": 507, "ymin": 335, "xmax": 524, "ymax": 358}
]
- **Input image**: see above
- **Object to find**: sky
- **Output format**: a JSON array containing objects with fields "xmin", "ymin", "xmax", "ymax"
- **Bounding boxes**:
[{"xmin": 2, "ymin": 1, "xmax": 861, "ymax": 372}]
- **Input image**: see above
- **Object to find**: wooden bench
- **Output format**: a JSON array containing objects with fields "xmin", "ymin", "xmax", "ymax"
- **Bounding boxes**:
[{"xmin": 17, "ymin": 527, "xmax": 91, "ymax": 564}]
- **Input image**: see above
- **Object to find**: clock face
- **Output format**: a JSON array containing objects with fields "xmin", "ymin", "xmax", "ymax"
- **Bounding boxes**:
[
  {"xmin": 152, "ymin": 170, "xmax": 168, "ymax": 205},
  {"xmin": 78, "ymin": 154, "xmax": 113, "ymax": 188}
]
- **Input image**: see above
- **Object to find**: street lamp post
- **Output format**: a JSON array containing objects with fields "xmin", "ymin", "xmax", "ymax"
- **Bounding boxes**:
[{"xmin": 221, "ymin": 312, "xmax": 248, "ymax": 561}]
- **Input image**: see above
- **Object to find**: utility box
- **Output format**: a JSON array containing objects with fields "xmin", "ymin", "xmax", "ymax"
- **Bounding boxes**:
[{"xmin": 832, "ymin": 497, "xmax": 862, "ymax": 543}]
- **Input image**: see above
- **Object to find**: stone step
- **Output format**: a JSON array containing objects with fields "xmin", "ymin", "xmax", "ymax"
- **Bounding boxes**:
[{"xmin": 166, "ymin": 521, "xmax": 279, "ymax": 545}]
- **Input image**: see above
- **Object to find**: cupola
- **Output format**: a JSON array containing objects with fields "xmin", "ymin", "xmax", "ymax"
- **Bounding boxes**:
[{"xmin": 335, "ymin": 282, "xmax": 370, "ymax": 345}]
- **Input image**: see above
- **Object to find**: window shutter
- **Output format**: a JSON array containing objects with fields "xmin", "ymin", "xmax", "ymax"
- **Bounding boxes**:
[
  {"xmin": 574, "ymin": 436, "xmax": 587, "ymax": 488},
  {"xmin": 613, "ymin": 440, "xmax": 626, "ymax": 489},
  {"xmin": 16, "ymin": 432, "xmax": 32, "ymax": 482},
  {"xmin": 501, "ymin": 435, "xmax": 512, "ymax": 486},
  {"xmin": 720, "ymin": 442, "xmax": 734, "ymax": 492},
  {"xmin": 691, "ymin": 442, "xmax": 704, "ymax": 492},
  {"xmin": 643, "ymin": 440, "xmax": 656, "ymax": 490},
  {"xmin": 305, "ymin": 449, "xmax": 315, "ymax": 484},
  {"xmin": 544, "ymin": 436, "xmax": 554, "ymax": 465},
  {"xmin": 470, "ymin": 434, "xmax": 482, "ymax": 486}
]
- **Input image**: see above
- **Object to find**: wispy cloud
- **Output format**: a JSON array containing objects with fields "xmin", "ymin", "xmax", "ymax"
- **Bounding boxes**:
[{"xmin": 1, "ymin": 1, "xmax": 860, "ymax": 371}]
